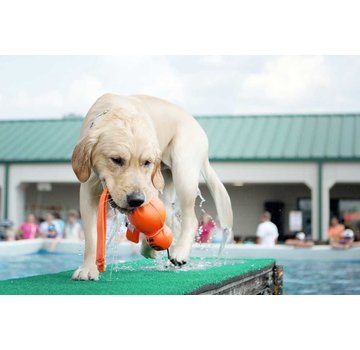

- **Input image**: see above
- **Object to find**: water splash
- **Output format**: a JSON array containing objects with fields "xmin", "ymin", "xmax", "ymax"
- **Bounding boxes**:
[
  {"xmin": 101, "ymin": 188, "xmax": 232, "ymax": 279},
  {"xmin": 113, "ymin": 258, "xmax": 245, "ymax": 273},
  {"xmin": 196, "ymin": 188, "xmax": 230, "ymax": 258},
  {"xmin": 197, "ymin": 188, "xmax": 206, "ymax": 211},
  {"xmin": 218, "ymin": 227, "xmax": 232, "ymax": 257},
  {"xmin": 169, "ymin": 201, "xmax": 181, "ymax": 246},
  {"xmin": 196, "ymin": 188, "xmax": 214, "ymax": 248},
  {"xmin": 106, "ymin": 208, "xmax": 127, "ymax": 280}
]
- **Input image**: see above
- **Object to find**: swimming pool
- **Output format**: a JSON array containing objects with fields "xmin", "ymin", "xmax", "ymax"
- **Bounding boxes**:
[
  {"xmin": 1, "ymin": 251, "xmax": 359, "ymax": 294},
  {"xmin": 0, "ymin": 249, "xmax": 141, "ymax": 281},
  {"xmin": 0, "ymin": 251, "xmax": 84, "ymax": 280},
  {"xmin": 279, "ymin": 259, "xmax": 360, "ymax": 295}
]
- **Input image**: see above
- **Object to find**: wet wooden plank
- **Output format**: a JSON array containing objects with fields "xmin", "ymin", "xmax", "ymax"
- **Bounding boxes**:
[{"xmin": 192, "ymin": 264, "xmax": 283, "ymax": 295}]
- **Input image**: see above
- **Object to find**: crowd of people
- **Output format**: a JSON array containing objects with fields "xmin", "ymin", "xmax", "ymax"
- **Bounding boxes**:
[
  {"xmin": 1, "ymin": 210, "xmax": 84, "ymax": 242},
  {"xmin": 197, "ymin": 210, "xmax": 357, "ymax": 249},
  {"xmin": 327, "ymin": 216, "xmax": 355, "ymax": 249},
  {"xmin": 254, "ymin": 211, "xmax": 315, "ymax": 248},
  {"xmin": 1, "ymin": 207, "xmax": 358, "ymax": 250},
  {"xmin": 254, "ymin": 211, "xmax": 356, "ymax": 249}
]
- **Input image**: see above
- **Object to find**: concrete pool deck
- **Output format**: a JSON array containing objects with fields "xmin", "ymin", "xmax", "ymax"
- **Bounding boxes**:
[{"xmin": 1, "ymin": 239, "xmax": 360, "ymax": 261}]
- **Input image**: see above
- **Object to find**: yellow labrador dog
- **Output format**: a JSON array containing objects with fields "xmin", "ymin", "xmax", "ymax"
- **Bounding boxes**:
[{"xmin": 72, "ymin": 93, "xmax": 233, "ymax": 280}]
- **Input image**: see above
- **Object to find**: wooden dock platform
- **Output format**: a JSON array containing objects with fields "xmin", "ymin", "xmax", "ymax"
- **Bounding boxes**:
[
  {"xmin": 193, "ymin": 264, "xmax": 283, "ymax": 295},
  {"xmin": 0, "ymin": 258, "xmax": 283, "ymax": 295}
]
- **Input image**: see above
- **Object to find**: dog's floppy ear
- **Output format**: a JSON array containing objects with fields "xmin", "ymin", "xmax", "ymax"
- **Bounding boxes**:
[
  {"xmin": 72, "ymin": 135, "xmax": 97, "ymax": 183},
  {"xmin": 151, "ymin": 159, "xmax": 164, "ymax": 193}
]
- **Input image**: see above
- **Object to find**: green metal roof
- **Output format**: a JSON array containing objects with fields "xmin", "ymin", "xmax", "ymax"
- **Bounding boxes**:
[
  {"xmin": 197, "ymin": 114, "xmax": 360, "ymax": 161},
  {"xmin": 0, "ymin": 118, "xmax": 82, "ymax": 162},
  {"xmin": 1, "ymin": 114, "xmax": 360, "ymax": 163}
]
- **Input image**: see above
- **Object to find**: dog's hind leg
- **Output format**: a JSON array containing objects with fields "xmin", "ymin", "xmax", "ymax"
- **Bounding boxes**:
[
  {"xmin": 169, "ymin": 160, "xmax": 201, "ymax": 266},
  {"xmin": 72, "ymin": 180, "xmax": 101, "ymax": 280},
  {"xmin": 160, "ymin": 168, "xmax": 181, "ymax": 239}
]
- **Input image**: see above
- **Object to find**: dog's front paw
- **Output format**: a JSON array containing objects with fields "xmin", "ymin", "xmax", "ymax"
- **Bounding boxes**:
[
  {"xmin": 140, "ymin": 242, "xmax": 157, "ymax": 259},
  {"xmin": 72, "ymin": 263, "xmax": 99, "ymax": 281},
  {"xmin": 169, "ymin": 245, "xmax": 190, "ymax": 266}
]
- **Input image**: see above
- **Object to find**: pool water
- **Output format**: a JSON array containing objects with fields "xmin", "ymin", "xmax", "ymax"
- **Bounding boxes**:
[
  {"xmin": 0, "ymin": 250, "xmax": 140, "ymax": 281},
  {"xmin": 1, "ymin": 252, "xmax": 359, "ymax": 294},
  {"xmin": 278, "ymin": 259, "xmax": 360, "ymax": 295},
  {"xmin": 0, "ymin": 251, "xmax": 84, "ymax": 281}
]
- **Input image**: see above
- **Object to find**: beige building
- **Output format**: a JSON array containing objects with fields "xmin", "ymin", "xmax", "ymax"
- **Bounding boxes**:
[{"xmin": 1, "ymin": 114, "xmax": 360, "ymax": 241}]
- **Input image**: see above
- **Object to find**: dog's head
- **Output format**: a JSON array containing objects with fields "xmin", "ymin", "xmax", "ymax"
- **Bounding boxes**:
[{"xmin": 71, "ymin": 109, "xmax": 164, "ymax": 212}]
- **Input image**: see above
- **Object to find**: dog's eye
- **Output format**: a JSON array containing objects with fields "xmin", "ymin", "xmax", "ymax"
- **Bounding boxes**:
[
  {"xmin": 143, "ymin": 160, "xmax": 151, "ymax": 168},
  {"xmin": 111, "ymin": 157, "xmax": 124, "ymax": 166}
]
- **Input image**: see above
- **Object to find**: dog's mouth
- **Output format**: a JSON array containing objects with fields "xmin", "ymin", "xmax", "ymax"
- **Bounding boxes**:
[{"xmin": 108, "ymin": 195, "xmax": 134, "ymax": 214}]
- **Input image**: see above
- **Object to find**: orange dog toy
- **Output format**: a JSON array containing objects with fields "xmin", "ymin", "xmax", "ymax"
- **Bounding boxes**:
[
  {"xmin": 96, "ymin": 188, "xmax": 173, "ymax": 273},
  {"xmin": 126, "ymin": 196, "xmax": 173, "ymax": 251}
]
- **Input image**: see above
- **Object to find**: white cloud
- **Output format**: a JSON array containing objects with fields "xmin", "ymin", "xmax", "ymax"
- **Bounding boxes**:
[
  {"xmin": 66, "ymin": 75, "xmax": 105, "ymax": 113},
  {"xmin": 96, "ymin": 56, "xmax": 188, "ymax": 106},
  {"xmin": 0, "ymin": 76, "xmax": 104, "ymax": 118},
  {"xmin": 141, "ymin": 70, "xmax": 186, "ymax": 104},
  {"xmin": 13, "ymin": 90, "xmax": 63, "ymax": 108},
  {"xmin": 1, "ymin": 56, "xmax": 360, "ymax": 119},
  {"xmin": 199, "ymin": 55, "xmax": 225, "ymax": 65},
  {"xmin": 239, "ymin": 56, "xmax": 331, "ymax": 103},
  {"xmin": 0, "ymin": 90, "xmax": 64, "ymax": 118}
]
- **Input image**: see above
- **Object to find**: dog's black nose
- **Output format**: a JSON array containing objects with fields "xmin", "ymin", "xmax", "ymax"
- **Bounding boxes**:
[{"xmin": 127, "ymin": 192, "xmax": 145, "ymax": 207}]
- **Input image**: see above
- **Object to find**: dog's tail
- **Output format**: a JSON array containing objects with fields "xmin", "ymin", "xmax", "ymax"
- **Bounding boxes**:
[{"xmin": 201, "ymin": 159, "xmax": 233, "ymax": 230}]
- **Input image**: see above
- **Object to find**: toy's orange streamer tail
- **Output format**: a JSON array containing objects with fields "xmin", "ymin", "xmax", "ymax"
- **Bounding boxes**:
[{"xmin": 96, "ymin": 188, "xmax": 109, "ymax": 272}]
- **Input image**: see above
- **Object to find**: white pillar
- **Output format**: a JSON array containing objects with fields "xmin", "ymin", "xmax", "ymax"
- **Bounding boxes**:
[
  {"xmin": 8, "ymin": 166, "xmax": 26, "ymax": 226},
  {"xmin": 9, "ymin": 183, "xmax": 26, "ymax": 226},
  {"xmin": 322, "ymin": 179, "xmax": 335, "ymax": 241},
  {"xmin": 310, "ymin": 185, "xmax": 318, "ymax": 241}
]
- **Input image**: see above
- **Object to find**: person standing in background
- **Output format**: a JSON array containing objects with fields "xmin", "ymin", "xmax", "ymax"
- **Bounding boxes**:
[
  {"xmin": 19, "ymin": 213, "xmax": 39, "ymax": 239},
  {"xmin": 53, "ymin": 212, "xmax": 65, "ymax": 237},
  {"xmin": 256, "ymin": 211, "xmax": 279, "ymax": 247},
  {"xmin": 328, "ymin": 216, "xmax": 345, "ymax": 243},
  {"xmin": 64, "ymin": 210, "xmax": 84, "ymax": 240},
  {"xmin": 328, "ymin": 217, "xmax": 353, "ymax": 249},
  {"xmin": 197, "ymin": 213, "xmax": 216, "ymax": 243},
  {"xmin": 39, "ymin": 212, "xmax": 62, "ymax": 238}
]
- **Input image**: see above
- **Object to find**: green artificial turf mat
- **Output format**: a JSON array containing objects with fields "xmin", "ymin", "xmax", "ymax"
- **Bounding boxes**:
[{"xmin": 0, "ymin": 257, "xmax": 275, "ymax": 295}]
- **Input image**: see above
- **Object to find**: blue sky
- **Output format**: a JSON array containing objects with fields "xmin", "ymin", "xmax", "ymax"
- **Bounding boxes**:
[{"xmin": 0, "ymin": 55, "xmax": 360, "ymax": 119}]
